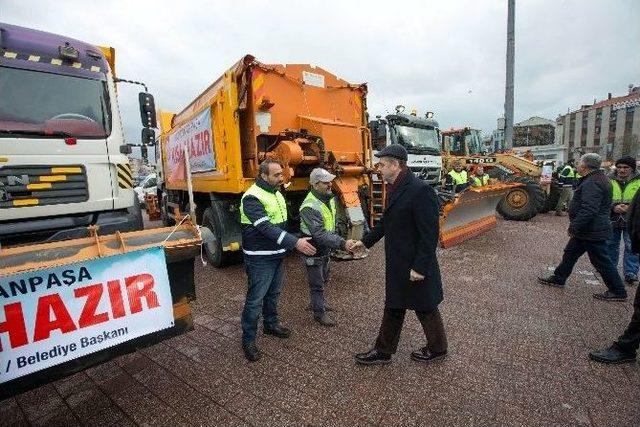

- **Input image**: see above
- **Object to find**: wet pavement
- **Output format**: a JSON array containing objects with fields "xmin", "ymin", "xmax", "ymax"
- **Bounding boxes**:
[{"xmin": 2, "ymin": 213, "xmax": 639, "ymax": 426}]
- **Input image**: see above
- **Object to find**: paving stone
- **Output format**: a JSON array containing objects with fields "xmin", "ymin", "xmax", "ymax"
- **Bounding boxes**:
[{"xmin": 8, "ymin": 214, "xmax": 639, "ymax": 426}]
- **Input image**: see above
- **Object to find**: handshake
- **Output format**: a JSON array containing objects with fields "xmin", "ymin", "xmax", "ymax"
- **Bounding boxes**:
[{"xmin": 345, "ymin": 239, "xmax": 366, "ymax": 254}]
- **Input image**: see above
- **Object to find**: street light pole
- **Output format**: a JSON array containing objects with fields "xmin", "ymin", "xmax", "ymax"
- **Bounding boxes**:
[{"xmin": 504, "ymin": 0, "xmax": 515, "ymax": 150}]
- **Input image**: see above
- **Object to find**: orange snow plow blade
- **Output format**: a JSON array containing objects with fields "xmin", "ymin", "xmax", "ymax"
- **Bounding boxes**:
[
  {"xmin": 439, "ymin": 183, "xmax": 523, "ymax": 248},
  {"xmin": 0, "ymin": 222, "xmax": 210, "ymax": 277}
]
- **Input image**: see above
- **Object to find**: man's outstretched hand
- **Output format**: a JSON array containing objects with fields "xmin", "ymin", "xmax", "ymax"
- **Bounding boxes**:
[
  {"xmin": 345, "ymin": 239, "xmax": 365, "ymax": 254},
  {"xmin": 409, "ymin": 269, "xmax": 425, "ymax": 282},
  {"xmin": 296, "ymin": 237, "xmax": 317, "ymax": 256}
]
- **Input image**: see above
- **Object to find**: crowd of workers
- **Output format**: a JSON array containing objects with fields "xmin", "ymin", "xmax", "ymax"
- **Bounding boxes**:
[{"xmin": 236, "ymin": 147, "xmax": 639, "ymax": 367}]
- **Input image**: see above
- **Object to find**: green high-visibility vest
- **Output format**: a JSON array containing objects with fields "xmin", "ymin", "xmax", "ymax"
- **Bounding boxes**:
[
  {"xmin": 240, "ymin": 183, "xmax": 287, "ymax": 225},
  {"xmin": 611, "ymin": 178, "xmax": 640, "ymax": 203},
  {"xmin": 448, "ymin": 169, "xmax": 468, "ymax": 185},
  {"xmin": 299, "ymin": 191, "xmax": 337, "ymax": 234},
  {"xmin": 472, "ymin": 174, "xmax": 489, "ymax": 186},
  {"xmin": 560, "ymin": 165, "xmax": 575, "ymax": 178}
]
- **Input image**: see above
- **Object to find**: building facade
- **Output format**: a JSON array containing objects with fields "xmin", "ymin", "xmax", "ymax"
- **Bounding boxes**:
[
  {"xmin": 508, "ymin": 116, "xmax": 567, "ymax": 164},
  {"xmin": 556, "ymin": 86, "xmax": 640, "ymax": 161}
]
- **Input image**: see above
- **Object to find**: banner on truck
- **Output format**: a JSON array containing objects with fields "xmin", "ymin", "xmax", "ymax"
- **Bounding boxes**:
[
  {"xmin": 166, "ymin": 107, "xmax": 216, "ymax": 182},
  {"xmin": 0, "ymin": 247, "xmax": 174, "ymax": 384}
]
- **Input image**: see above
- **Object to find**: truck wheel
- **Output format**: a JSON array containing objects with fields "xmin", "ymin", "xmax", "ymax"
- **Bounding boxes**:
[
  {"xmin": 540, "ymin": 181, "xmax": 561, "ymax": 213},
  {"xmin": 161, "ymin": 192, "xmax": 175, "ymax": 227},
  {"xmin": 497, "ymin": 176, "xmax": 545, "ymax": 221},
  {"xmin": 202, "ymin": 207, "xmax": 238, "ymax": 268}
]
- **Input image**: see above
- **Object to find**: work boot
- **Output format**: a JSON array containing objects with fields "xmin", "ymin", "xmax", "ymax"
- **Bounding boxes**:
[
  {"xmin": 354, "ymin": 349, "xmax": 392, "ymax": 365},
  {"xmin": 307, "ymin": 302, "xmax": 334, "ymax": 312},
  {"xmin": 314, "ymin": 313, "xmax": 336, "ymax": 327},
  {"xmin": 242, "ymin": 342, "xmax": 261, "ymax": 362},
  {"xmin": 589, "ymin": 346, "xmax": 636, "ymax": 364},
  {"xmin": 593, "ymin": 291, "xmax": 627, "ymax": 301},
  {"xmin": 538, "ymin": 275, "xmax": 565, "ymax": 288},
  {"xmin": 624, "ymin": 276, "xmax": 639, "ymax": 286},
  {"xmin": 264, "ymin": 324, "xmax": 292, "ymax": 339},
  {"xmin": 410, "ymin": 347, "xmax": 447, "ymax": 364}
]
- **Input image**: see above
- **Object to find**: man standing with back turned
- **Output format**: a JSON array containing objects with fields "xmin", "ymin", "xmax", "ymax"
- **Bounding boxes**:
[
  {"xmin": 349, "ymin": 145, "xmax": 448, "ymax": 365},
  {"xmin": 538, "ymin": 153, "xmax": 628, "ymax": 301},
  {"xmin": 240, "ymin": 159, "xmax": 317, "ymax": 362}
]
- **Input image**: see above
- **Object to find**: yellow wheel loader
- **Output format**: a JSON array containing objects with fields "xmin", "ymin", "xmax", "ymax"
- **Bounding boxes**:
[{"xmin": 441, "ymin": 127, "xmax": 548, "ymax": 221}]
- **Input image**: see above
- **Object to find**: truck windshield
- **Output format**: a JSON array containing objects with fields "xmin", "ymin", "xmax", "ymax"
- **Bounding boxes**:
[
  {"xmin": 0, "ymin": 66, "xmax": 111, "ymax": 138},
  {"xmin": 393, "ymin": 125, "xmax": 440, "ymax": 153}
]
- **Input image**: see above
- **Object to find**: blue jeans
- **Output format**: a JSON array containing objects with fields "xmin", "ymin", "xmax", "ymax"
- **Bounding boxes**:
[
  {"xmin": 241, "ymin": 256, "xmax": 285, "ymax": 344},
  {"xmin": 553, "ymin": 237, "xmax": 627, "ymax": 297},
  {"xmin": 607, "ymin": 227, "xmax": 640, "ymax": 280}
]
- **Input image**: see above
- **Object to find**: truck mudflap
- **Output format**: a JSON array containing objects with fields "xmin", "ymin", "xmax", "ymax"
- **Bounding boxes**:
[
  {"xmin": 0, "ymin": 222, "xmax": 213, "ymax": 398},
  {"xmin": 439, "ymin": 183, "xmax": 522, "ymax": 248}
]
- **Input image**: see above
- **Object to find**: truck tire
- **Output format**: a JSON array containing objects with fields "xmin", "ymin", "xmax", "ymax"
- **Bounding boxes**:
[
  {"xmin": 496, "ymin": 176, "xmax": 545, "ymax": 221},
  {"xmin": 202, "ymin": 206, "xmax": 239, "ymax": 268},
  {"xmin": 540, "ymin": 181, "xmax": 561, "ymax": 213},
  {"xmin": 160, "ymin": 192, "xmax": 176, "ymax": 227},
  {"xmin": 127, "ymin": 198, "xmax": 144, "ymax": 231}
]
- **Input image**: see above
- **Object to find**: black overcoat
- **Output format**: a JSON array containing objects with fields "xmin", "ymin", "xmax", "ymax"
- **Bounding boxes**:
[{"xmin": 362, "ymin": 171, "xmax": 443, "ymax": 311}]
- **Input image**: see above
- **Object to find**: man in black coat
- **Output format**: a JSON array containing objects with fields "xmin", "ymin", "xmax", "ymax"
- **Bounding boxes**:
[
  {"xmin": 588, "ymin": 188, "xmax": 640, "ymax": 363},
  {"xmin": 348, "ymin": 145, "xmax": 447, "ymax": 365},
  {"xmin": 539, "ymin": 153, "xmax": 628, "ymax": 301}
]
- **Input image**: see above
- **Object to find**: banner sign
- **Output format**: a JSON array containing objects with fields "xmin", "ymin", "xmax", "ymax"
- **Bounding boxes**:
[
  {"xmin": 166, "ymin": 107, "xmax": 216, "ymax": 179},
  {"xmin": 0, "ymin": 247, "xmax": 174, "ymax": 383}
]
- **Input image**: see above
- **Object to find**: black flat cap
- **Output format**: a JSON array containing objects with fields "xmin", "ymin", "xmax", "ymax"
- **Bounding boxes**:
[{"xmin": 374, "ymin": 144, "xmax": 408, "ymax": 161}]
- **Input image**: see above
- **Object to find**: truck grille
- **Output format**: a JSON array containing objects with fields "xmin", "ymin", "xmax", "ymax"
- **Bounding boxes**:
[
  {"xmin": 409, "ymin": 166, "xmax": 441, "ymax": 184},
  {"xmin": 0, "ymin": 165, "xmax": 88, "ymax": 208}
]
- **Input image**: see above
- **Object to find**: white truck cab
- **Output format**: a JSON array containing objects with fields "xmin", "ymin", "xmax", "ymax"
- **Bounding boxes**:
[
  {"xmin": 0, "ymin": 23, "xmax": 154, "ymax": 246},
  {"xmin": 369, "ymin": 109, "xmax": 442, "ymax": 185}
]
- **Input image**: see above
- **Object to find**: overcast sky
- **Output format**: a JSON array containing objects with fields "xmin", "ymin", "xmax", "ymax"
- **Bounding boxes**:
[{"xmin": 2, "ymin": 0, "xmax": 639, "ymax": 148}]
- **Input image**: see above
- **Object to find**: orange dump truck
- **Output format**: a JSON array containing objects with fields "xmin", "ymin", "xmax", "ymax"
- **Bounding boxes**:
[{"xmin": 158, "ymin": 55, "xmax": 371, "ymax": 267}]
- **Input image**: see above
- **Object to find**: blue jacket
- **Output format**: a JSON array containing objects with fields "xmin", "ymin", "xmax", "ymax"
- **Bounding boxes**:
[{"xmin": 241, "ymin": 178, "xmax": 298, "ymax": 258}]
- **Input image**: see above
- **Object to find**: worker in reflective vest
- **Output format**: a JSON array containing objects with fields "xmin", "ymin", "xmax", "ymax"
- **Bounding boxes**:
[
  {"xmin": 607, "ymin": 156, "xmax": 640, "ymax": 286},
  {"xmin": 471, "ymin": 165, "xmax": 490, "ymax": 187},
  {"xmin": 299, "ymin": 168, "xmax": 356, "ymax": 327},
  {"xmin": 239, "ymin": 159, "xmax": 316, "ymax": 362},
  {"xmin": 446, "ymin": 160, "xmax": 469, "ymax": 192},
  {"xmin": 555, "ymin": 159, "xmax": 576, "ymax": 215}
]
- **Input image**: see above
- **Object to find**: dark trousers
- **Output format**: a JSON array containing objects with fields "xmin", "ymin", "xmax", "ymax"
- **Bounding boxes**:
[
  {"xmin": 614, "ymin": 285, "xmax": 640, "ymax": 355},
  {"xmin": 375, "ymin": 307, "xmax": 447, "ymax": 355},
  {"xmin": 303, "ymin": 256, "xmax": 330, "ymax": 315},
  {"xmin": 553, "ymin": 237, "xmax": 627, "ymax": 296},
  {"xmin": 241, "ymin": 256, "xmax": 284, "ymax": 344}
]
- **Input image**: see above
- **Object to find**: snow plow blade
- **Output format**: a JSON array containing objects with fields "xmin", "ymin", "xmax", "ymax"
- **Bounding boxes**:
[
  {"xmin": 0, "ymin": 222, "xmax": 213, "ymax": 398},
  {"xmin": 439, "ymin": 183, "xmax": 523, "ymax": 248}
]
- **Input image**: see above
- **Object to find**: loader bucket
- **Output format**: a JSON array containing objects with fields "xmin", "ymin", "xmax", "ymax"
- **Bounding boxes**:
[{"xmin": 439, "ymin": 183, "xmax": 522, "ymax": 248}]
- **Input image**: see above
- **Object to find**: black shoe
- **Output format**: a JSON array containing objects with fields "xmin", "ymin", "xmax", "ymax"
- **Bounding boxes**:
[
  {"xmin": 593, "ymin": 291, "xmax": 627, "ymax": 301},
  {"xmin": 314, "ymin": 313, "xmax": 336, "ymax": 327},
  {"xmin": 354, "ymin": 349, "xmax": 392, "ymax": 365},
  {"xmin": 410, "ymin": 347, "xmax": 447, "ymax": 363},
  {"xmin": 624, "ymin": 276, "xmax": 639, "ymax": 286},
  {"xmin": 589, "ymin": 346, "xmax": 636, "ymax": 364},
  {"xmin": 264, "ymin": 324, "xmax": 292, "ymax": 338},
  {"xmin": 242, "ymin": 342, "xmax": 261, "ymax": 362},
  {"xmin": 538, "ymin": 275, "xmax": 565, "ymax": 288}
]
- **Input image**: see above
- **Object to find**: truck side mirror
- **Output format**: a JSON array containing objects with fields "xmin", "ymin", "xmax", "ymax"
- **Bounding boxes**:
[
  {"xmin": 119, "ymin": 144, "xmax": 132, "ymax": 154},
  {"xmin": 139, "ymin": 92, "xmax": 157, "ymax": 128},
  {"xmin": 142, "ymin": 128, "xmax": 155, "ymax": 146}
]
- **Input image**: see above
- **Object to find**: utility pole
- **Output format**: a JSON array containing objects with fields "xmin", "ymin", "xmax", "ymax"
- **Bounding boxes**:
[{"xmin": 504, "ymin": 0, "xmax": 515, "ymax": 149}]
